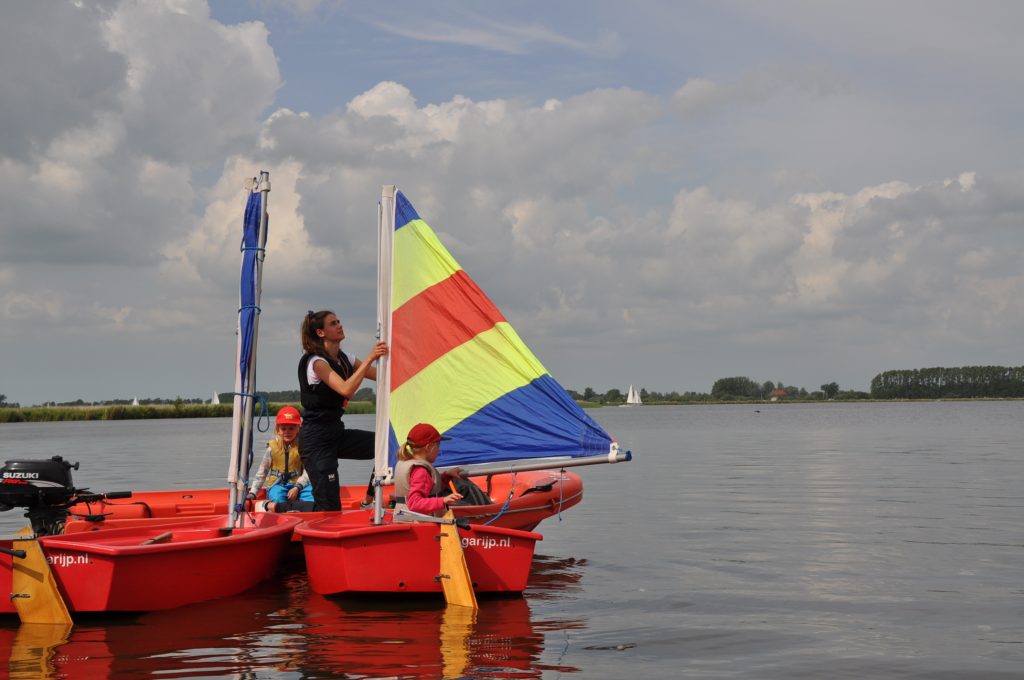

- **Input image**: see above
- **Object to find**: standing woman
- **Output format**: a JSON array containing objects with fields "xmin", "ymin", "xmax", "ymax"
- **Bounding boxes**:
[{"xmin": 298, "ymin": 309, "xmax": 388, "ymax": 510}]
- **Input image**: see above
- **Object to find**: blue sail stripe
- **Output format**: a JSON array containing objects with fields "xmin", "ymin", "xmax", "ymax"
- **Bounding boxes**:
[
  {"xmin": 426, "ymin": 375, "xmax": 613, "ymax": 468},
  {"xmin": 395, "ymin": 191, "xmax": 420, "ymax": 231}
]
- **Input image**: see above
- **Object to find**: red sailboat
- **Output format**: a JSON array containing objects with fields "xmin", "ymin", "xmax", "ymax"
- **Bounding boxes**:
[
  {"xmin": 64, "ymin": 467, "xmax": 583, "ymax": 534},
  {"xmin": 296, "ymin": 187, "xmax": 629, "ymax": 598},
  {"xmin": 0, "ymin": 173, "xmax": 300, "ymax": 619}
]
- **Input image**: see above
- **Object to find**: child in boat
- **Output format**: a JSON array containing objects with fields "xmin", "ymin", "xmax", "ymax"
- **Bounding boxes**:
[
  {"xmin": 393, "ymin": 423, "xmax": 464, "ymax": 517},
  {"xmin": 247, "ymin": 406, "xmax": 315, "ymax": 513}
]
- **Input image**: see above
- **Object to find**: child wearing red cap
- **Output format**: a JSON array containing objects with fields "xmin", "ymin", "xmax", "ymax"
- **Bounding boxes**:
[
  {"xmin": 393, "ymin": 423, "xmax": 464, "ymax": 517},
  {"xmin": 247, "ymin": 405, "xmax": 315, "ymax": 512}
]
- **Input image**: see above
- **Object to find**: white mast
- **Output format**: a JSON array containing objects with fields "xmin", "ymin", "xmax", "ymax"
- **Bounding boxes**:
[{"xmin": 372, "ymin": 185, "xmax": 397, "ymax": 525}]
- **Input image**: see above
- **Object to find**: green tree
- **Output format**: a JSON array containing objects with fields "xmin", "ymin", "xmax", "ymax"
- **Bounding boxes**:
[
  {"xmin": 821, "ymin": 382, "xmax": 839, "ymax": 399},
  {"xmin": 711, "ymin": 377, "xmax": 760, "ymax": 400},
  {"xmin": 582, "ymin": 387, "xmax": 596, "ymax": 401}
]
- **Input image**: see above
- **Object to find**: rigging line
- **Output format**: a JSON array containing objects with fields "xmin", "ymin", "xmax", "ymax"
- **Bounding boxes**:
[
  {"xmin": 482, "ymin": 471, "xmax": 517, "ymax": 526},
  {"xmin": 557, "ymin": 468, "xmax": 565, "ymax": 522},
  {"xmin": 226, "ymin": 392, "xmax": 269, "ymax": 432},
  {"xmin": 228, "ymin": 392, "xmax": 270, "ymax": 492}
]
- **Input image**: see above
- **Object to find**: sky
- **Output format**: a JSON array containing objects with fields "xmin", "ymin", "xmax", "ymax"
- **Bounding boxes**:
[{"xmin": 1, "ymin": 1, "xmax": 1022, "ymax": 406}]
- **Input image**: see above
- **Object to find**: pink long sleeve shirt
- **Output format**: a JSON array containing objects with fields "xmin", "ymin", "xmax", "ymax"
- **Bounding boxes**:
[{"xmin": 405, "ymin": 465, "xmax": 448, "ymax": 515}]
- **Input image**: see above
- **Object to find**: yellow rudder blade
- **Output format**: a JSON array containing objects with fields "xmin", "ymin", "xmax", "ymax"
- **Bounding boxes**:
[
  {"xmin": 440, "ymin": 603, "xmax": 476, "ymax": 678},
  {"xmin": 8, "ymin": 621, "xmax": 73, "ymax": 676},
  {"xmin": 10, "ymin": 526, "xmax": 72, "ymax": 625},
  {"xmin": 438, "ymin": 511, "xmax": 478, "ymax": 609}
]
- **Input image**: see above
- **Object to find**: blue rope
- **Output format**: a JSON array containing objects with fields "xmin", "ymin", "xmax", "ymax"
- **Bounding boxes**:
[
  {"xmin": 226, "ymin": 392, "xmax": 270, "ymax": 432},
  {"xmin": 232, "ymin": 502, "xmax": 258, "ymax": 525},
  {"xmin": 482, "ymin": 471, "xmax": 516, "ymax": 526},
  {"xmin": 254, "ymin": 395, "xmax": 270, "ymax": 433},
  {"xmin": 557, "ymin": 468, "xmax": 565, "ymax": 522},
  {"xmin": 227, "ymin": 392, "xmax": 270, "ymax": 494}
]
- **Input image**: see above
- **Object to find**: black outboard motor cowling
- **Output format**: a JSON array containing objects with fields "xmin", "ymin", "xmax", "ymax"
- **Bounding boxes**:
[
  {"xmin": 0, "ymin": 456, "xmax": 79, "ymax": 511},
  {"xmin": 0, "ymin": 457, "xmax": 132, "ymax": 536},
  {"xmin": 0, "ymin": 456, "xmax": 85, "ymax": 538}
]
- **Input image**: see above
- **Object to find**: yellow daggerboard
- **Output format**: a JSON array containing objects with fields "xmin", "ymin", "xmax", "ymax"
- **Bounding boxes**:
[
  {"xmin": 10, "ymin": 526, "xmax": 72, "ymax": 625},
  {"xmin": 438, "ymin": 511, "xmax": 478, "ymax": 609}
]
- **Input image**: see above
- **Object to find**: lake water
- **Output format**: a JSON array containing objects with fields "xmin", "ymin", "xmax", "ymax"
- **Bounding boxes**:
[{"xmin": 1, "ymin": 401, "xmax": 1023, "ymax": 678}]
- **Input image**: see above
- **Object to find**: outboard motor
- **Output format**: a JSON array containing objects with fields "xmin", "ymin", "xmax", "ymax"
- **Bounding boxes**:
[{"xmin": 0, "ymin": 456, "xmax": 130, "ymax": 536}]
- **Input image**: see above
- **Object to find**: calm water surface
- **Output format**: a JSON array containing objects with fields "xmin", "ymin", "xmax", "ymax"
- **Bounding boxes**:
[{"xmin": 1, "ymin": 402, "xmax": 1022, "ymax": 678}]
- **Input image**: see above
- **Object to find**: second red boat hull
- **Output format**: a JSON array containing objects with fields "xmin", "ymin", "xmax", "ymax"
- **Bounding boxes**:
[{"xmin": 297, "ymin": 515, "xmax": 541, "ymax": 595}]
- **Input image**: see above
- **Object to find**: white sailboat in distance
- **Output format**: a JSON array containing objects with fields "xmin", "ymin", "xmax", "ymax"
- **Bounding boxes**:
[
  {"xmin": 211, "ymin": 391, "xmax": 221, "ymax": 405},
  {"xmin": 621, "ymin": 385, "xmax": 642, "ymax": 407}
]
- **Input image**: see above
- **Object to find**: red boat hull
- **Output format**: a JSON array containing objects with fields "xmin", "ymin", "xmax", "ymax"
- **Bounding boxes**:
[
  {"xmin": 66, "ymin": 470, "xmax": 583, "ymax": 533},
  {"xmin": 296, "ymin": 515, "xmax": 541, "ymax": 595},
  {"xmin": 0, "ymin": 513, "xmax": 300, "ymax": 614}
]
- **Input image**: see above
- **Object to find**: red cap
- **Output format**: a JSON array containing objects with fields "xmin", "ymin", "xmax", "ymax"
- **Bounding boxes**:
[
  {"xmin": 276, "ymin": 406, "xmax": 302, "ymax": 425},
  {"xmin": 406, "ymin": 423, "xmax": 450, "ymax": 447}
]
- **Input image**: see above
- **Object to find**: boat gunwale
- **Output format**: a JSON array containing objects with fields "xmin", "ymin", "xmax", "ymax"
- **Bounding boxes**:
[
  {"xmin": 295, "ymin": 516, "xmax": 542, "ymax": 542},
  {"xmin": 38, "ymin": 514, "xmax": 302, "ymax": 556}
]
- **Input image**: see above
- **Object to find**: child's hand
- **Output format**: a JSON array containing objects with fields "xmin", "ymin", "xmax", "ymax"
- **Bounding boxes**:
[
  {"xmin": 444, "ymin": 492, "xmax": 463, "ymax": 506},
  {"xmin": 287, "ymin": 486, "xmax": 300, "ymax": 501}
]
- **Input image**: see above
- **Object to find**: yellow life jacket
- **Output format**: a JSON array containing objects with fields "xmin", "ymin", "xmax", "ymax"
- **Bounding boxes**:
[{"xmin": 266, "ymin": 439, "xmax": 303, "ymax": 488}]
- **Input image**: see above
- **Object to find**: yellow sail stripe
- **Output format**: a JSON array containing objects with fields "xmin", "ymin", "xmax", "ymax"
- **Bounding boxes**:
[
  {"xmin": 394, "ymin": 220, "xmax": 461, "ymax": 310},
  {"xmin": 390, "ymin": 322, "xmax": 548, "ymax": 443}
]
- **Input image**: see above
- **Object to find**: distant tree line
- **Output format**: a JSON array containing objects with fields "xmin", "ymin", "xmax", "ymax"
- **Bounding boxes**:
[
  {"xmin": 870, "ymin": 366, "xmax": 1024, "ymax": 399},
  {"xmin": 9, "ymin": 365, "xmax": 1023, "ymax": 414},
  {"xmin": 566, "ymin": 387, "xmax": 712, "ymax": 404},
  {"xmin": 36, "ymin": 396, "xmax": 208, "ymax": 407},
  {"xmin": 565, "ymin": 380, "xmax": 869, "ymax": 404},
  {"xmin": 704, "ymin": 378, "xmax": 869, "ymax": 402}
]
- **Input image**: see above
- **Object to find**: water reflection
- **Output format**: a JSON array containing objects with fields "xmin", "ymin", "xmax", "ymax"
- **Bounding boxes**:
[
  {"xmin": 1, "ymin": 563, "xmax": 584, "ymax": 678},
  {"xmin": 527, "ymin": 554, "xmax": 587, "ymax": 599},
  {"xmin": 297, "ymin": 596, "xmax": 547, "ymax": 678}
]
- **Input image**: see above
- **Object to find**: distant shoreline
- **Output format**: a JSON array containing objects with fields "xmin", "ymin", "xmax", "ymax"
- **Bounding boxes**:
[{"xmin": 0, "ymin": 398, "xmax": 1019, "ymax": 423}]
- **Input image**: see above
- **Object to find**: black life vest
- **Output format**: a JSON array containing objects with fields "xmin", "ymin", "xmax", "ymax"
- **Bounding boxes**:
[{"xmin": 298, "ymin": 352, "xmax": 353, "ymax": 423}]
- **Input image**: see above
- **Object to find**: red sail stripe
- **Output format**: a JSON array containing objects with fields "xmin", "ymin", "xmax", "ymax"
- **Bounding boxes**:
[{"xmin": 391, "ymin": 270, "xmax": 506, "ymax": 390}]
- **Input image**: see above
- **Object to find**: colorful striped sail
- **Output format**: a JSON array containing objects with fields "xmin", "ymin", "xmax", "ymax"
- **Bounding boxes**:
[{"xmin": 376, "ymin": 189, "xmax": 616, "ymax": 473}]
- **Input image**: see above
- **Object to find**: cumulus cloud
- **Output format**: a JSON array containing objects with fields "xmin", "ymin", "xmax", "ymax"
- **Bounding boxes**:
[
  {"xmin": 0, "ymin": 0, "xmax": 279, "ymax": 268},
  {"xmin": 105, "ymin": 0, "xmax": 279, "ymax": 163},
  {"xmin": 242, "ymin": 82, "xmax": 663, "ymax": 322},
  {"xmin": 0, "ymin": 2, "xmax": 126, "ymax": 161},
  {"xmin": 162, "ymin": 156, "xmax": 329, "ymax": 293},
  {"xmin": 3, "ymin": 1, "xmax": 1023, "ymax": 405}
]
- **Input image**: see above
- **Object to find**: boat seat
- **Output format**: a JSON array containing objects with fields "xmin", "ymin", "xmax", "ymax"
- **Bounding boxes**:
[{"xmin": 520, "ymin": 482, "xmax": 554, "ymax": 495}]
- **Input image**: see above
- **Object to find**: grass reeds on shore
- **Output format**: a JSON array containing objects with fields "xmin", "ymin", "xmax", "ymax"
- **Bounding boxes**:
[{"xmin": 0, "ymin": 401, "xmax": 377, "ymax": 423}]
